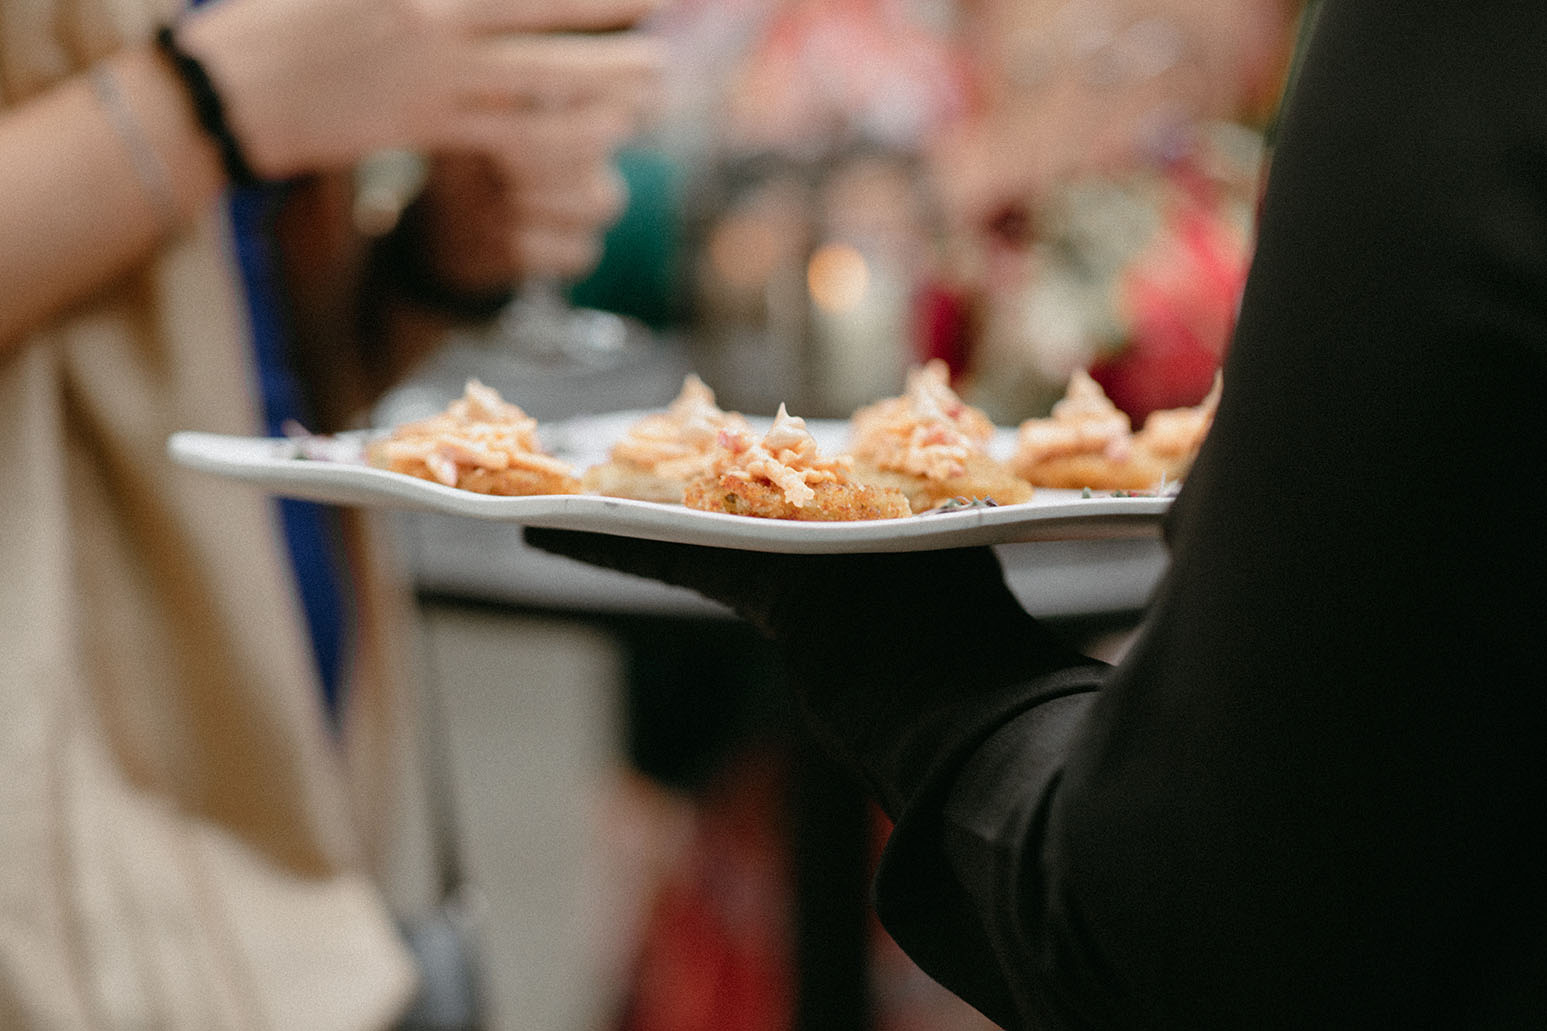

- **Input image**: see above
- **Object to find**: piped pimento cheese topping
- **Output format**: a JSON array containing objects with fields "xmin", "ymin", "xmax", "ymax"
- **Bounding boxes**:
[
  {"xmin": 1133, "ymin": 372, "xmax": 1222, "ymax": 459},
  {"xmin": 849, "ymin": 360, "xmax": 997, "ymax": 481},
  {"xmin": 708, "ymin": 404, "xmax": 851, "ymax": 509},
  {"xmin": 607, "ymin": 375, "xmax": 750, "ymax": 479},
  {"xmin": 372, "ymin": 379, "xmax": 574, "ymax": 487},
  {"xmin": 1014, "ymin": 369, "xmax": 1135, "ymax": 465}
]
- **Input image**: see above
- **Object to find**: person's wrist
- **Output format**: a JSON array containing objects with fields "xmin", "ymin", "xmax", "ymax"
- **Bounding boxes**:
[
  {"xmin": 152, "ymin": 23, "xmax": 267, "ymax": 187},
  {"xmin": 91, "ymin": 48, "xmax": 229, "ymax": 226}
]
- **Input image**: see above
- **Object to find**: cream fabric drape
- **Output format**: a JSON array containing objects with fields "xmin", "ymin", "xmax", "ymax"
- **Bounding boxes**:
[{"xmin": 0, "ymin": 1, "xmax": 424, "ymax": 1026}]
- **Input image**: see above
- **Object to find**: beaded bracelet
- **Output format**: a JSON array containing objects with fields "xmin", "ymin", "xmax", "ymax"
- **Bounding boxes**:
[
  {"xmin": 91, "ymin": 64, "xmax": 178, "ymax": 233},
  {"xmin": 153, "ymin": 24, "xmax": 262, "ymax": 187}
]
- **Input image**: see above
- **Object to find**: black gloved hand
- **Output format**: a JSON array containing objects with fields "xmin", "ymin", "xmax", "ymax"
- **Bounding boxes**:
[
  {"xmin": 525, "ymin": 526, "xmax": 1016, "ymax": 634},
  {"xmin": 524, "ymin": 527, "xmax": 1104, "ymax": 817}
]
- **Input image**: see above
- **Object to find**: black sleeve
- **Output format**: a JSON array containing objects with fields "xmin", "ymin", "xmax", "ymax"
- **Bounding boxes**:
[{"xmin": 845, "ymin": 3, "xmax": 1547, "ymax": 1027}]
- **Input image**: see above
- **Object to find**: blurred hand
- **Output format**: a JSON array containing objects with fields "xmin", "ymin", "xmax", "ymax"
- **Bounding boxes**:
[
  {"xmin": 177, "ymin": 0, "xmax": 666, "ymax": 180},
  {"xmin": 411, "ymin": 115, "xmax": 635, "ymax": 287}
]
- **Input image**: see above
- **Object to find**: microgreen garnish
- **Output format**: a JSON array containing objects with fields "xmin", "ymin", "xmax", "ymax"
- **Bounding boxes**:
[{"xmin": 921, "ymin": 495, "xmax": 1000, "ymax": 515}]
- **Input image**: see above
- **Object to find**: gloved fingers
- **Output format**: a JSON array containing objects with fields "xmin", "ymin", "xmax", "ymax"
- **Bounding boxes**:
[
  {"xmin": 524, "ymin": 526, "xmax": 796, "ymax": 629},
  {"xmin": 524, "ymin": 528, "xmax": 1025, "ymax": 638},
  {"xmin": 524, "ymin": 526, "xmax": 716, "ymax": 585}
]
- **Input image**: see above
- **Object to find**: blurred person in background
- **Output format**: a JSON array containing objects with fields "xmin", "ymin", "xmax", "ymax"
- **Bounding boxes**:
[
  {"xmin": 530, "ymin": 0, "xmax": 1547, "ymax": 1026},
  {"xmin": 0, "ymin": 0, "xmax": 661, "ymax": 1026},
  {"xmin": 923, "ymin": 0, "xmax": 1301, "ymax": 423},
  {"xmin": 934, "ymin": 0, "xmax": 1295, "ymax": 224}
]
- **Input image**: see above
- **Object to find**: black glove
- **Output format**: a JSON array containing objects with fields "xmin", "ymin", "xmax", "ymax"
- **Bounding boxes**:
[{"xmin": 524, "ymin": 527, "xmax": 1104, "ymax": 816}]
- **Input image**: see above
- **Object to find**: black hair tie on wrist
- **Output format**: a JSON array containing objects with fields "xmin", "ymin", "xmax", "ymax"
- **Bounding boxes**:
[{"xmin": 154, "ymin": 24, "xmax": 262, "ymax": 187}]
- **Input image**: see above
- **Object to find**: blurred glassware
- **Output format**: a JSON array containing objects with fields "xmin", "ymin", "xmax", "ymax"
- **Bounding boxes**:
[
  {"xmin": 349, "ymin": 149, "xmax": 656, "ymax": 374},
  {"xmin": 488, "ymin": 277, "xmax": 653, "ymax": 370},
  {"xmin": 486, "ymin": 138, "xmax": 683, "ymax": 372}
]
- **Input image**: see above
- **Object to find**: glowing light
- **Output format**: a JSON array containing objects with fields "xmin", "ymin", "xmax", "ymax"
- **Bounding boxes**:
[{"xmin": 806, "ymin": 243, "xmax": 870, "ymax": 313}]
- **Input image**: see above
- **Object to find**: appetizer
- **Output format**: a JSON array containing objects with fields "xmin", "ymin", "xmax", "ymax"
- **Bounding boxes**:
[
  {"xmin": 848, "ymin": 359, "xmax": 1033, "ymax": 511},
  {"xmin": 367, "ymin": 379, "xmax": 582, "ymax": 495},
  {"xmin": 581, "ymin": 374, "xmax": 749, "ymax": 504},
  {"xmin": 1011, "ymin": 369, "xmax": 1218, "ymax": 490},
  {"xmin": 1130, "ymin": 372, "xmax": 1222, "ymax": 483},
  {"xmin": 685, "ymin": 404, "xmax": 911, "ymax": 521}
]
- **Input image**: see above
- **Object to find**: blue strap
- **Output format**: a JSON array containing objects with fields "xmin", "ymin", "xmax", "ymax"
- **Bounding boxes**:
[
  {"xmin": 183, "ymin": 0, "xmax": 346, "ymax": 718},
  {"xmin": 227, "ymin": 183, "xmax": 350, "ymax": 718}
]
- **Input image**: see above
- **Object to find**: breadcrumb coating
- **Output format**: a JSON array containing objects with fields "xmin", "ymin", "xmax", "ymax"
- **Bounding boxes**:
[
  {"xmin": 368, "ymin": 379, "xmax": 581, "ymax": 495},
  {"xmin": 581, "ymin": 375, "xmax": 748, "ymax": 503},
  {"xmin": 1012, "ymin": 369, "xmax": 1220, "ymax": 490},
  {"xmin": 849, "ymin": 360, "xmax": 1032, "ymax": 509},
  {"xmin": 686, "ymin": 404, "xmax": 910, "ymax": 520}
]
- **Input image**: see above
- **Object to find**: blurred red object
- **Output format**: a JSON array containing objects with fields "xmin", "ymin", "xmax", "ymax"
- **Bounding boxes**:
[
  {"xmin": 616, "ymin": 752, "xmax": 794, "ymax": 1031},
  {"xmin": 914, "ymin": 280, "xmax": 975, "ymax": 380},
  {"xmin": 1091, "ymin": 166, "xmax": 1249, "ymax": 425},
  {"xmin": 612, "ymin": 755, "xmax": 1004, "ymax": 1031}
]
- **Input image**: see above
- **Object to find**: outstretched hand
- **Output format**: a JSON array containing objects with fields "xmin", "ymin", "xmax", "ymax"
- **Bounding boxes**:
[
  {"xmin": 177, "ymin": 0, "xmax": 665, "ymax": 181},
  {"xmin": 523, "ymin": 527, "xmax": 1086, "ymax": 697},
  {"xmin": 523, "ymin": 527, "xmax": 1016, "ymax": 635},
  {"xmin": 525, "ymin": 527, "xmax": 1104, "ymax": 816}
]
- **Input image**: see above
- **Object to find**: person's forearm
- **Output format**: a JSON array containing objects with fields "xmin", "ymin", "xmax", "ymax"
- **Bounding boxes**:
[{"xmin": 0, "ymin": 46, "xmax": 225, "ymax": 348}]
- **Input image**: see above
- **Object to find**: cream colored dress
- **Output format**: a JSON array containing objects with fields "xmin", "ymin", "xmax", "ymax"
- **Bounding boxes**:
[{"xmin": 0, "ymin": 2, "xmax": 427, "ymax": 1027}]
